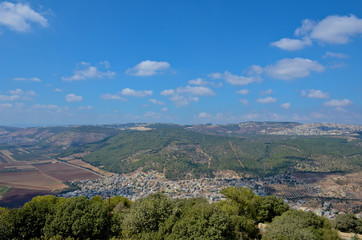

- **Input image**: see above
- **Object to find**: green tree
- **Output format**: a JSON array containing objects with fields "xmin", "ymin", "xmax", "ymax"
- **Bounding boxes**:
[
  {"xmin": 121, "ymin": 193, "xmax": 174, "ymax": 239},
  {"xmin": 256, "ymin": 195, "xmax": 289, "ymax": 223},
  {"xmin": 335, "ymin": 214, "xmax": 362, "ymax": 234},
  {"xmin": 262, "ymin": 210, "xmax": 339, "ymax": 240},
  {"xmin": 166, "ymin": 202, "xmax": 235, "ymax": 240},
  {"xmin": 43, "ymin": 196, "xmax": 111, "ymax": 240}
]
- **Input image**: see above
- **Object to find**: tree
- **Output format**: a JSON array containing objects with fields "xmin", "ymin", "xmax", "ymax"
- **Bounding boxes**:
[
  {"xmin": 165, "ymin": 201, "xmax": 235, "ymax": 240},
  {"xmin": 43, "ymin": 196, "xmax": 111, "ymax": 240},
  {"xmin": 262, "ymin": 210, "xmax": 339, "ymax": 240},
  {"xmin": 256, "ymin": 195, "xmax": 289, "ymax": 223},
  {"xmin": 121, "ymin": 193, "xmax": 174, "ymax": 239},
  {"xmin": 335, "ymin": 214, "xmax": 362, "ymax": 234}
]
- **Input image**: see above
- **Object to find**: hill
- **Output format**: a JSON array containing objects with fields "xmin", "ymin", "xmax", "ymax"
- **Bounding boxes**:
[{"xmin": 81, "ymin": 124, "xmax": 362, "ymax": 180}]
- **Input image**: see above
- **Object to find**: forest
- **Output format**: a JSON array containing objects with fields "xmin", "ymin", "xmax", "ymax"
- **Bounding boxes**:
[{"xmin": 1, "ymin": 187, "xmax": 360, "ymax": 240}]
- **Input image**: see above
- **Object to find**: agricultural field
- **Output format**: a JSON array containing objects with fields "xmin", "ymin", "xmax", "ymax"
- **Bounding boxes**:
[{"xmin": 0, "ymin": 160, "xmax": 102, "ymax": 207}]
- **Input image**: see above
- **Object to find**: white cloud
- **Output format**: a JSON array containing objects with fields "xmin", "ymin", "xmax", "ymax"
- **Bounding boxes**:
[
  {"xmin": 188, "ymin": 78, "xmax": 208, "ymax": 85},
  {"xmin": 301, "ymin": 89, "xmax": 330, "ymax": 99},
  {"xmin": 0, "ymin": 94, "xmax": 19, "ymax": 101},
  {"xmin": 0, "ymin": 103, "xmax": 13, "ymax": 109},
  {"xmin": 169, "ymin": 95, "xmax": 199, "ymax": 107},
  {"xmin": 161, "ymin": 86, "xmax": 214, "ymax": 107},
  {"xmin": 32, "ymin": 104, "xmax": 59, "ymax": 110},
  {"xmin": 239, "ymin": 99, "xmax": 249, "ymax": 105},
  {"xmin": 272, "ymin": 15, "xmax": 362, "ymax": 50},
  {"xmin": 120, "ymin": 88, "xmax": 152, "ymax": 97},
  {"xmin": 176, "ymin": 86, "xmax": 215, "ymax": 96},
  {"xmin": 198, "ymin": 112, "xmax": 211, "ymax": 118},
  {"xmin": 100, "ymin": 93, "xmax": 127, "ymax": 101},
  {"xmin": 265, "ymin": 58, "xmax": 324, "ymax": 81},
  {"xmin": 0, "ymin": 89, "xmax": 36, "ymax": 101},
  {"xmin": 256, "ymin": 97, "xmax": 277, "ymax": 104},
  {"xmin": 126, "ymin": 60, "xmax": 170, "ymax": 76},
  {"xmin": 160, "ymin": 89, "xmax": 175, "ymax": 96},
  {"xmin": 65, "ymin": 93, "xmax": 83, "ymax": 102},
  {"xmin": 236, "ymin": 89, "xmax": 249, "ymax": 95},
  {"xmin": 54, "ymin": 88, "xmax": 63, "ymax": 92},
  {"xmin": 323, "ymin": 99, "xmax": 353, "ymax": 107},
  {"xmin": 247, "ymin": 65, "xmax": 264, "ymax": 75},
  {"xmin": 309, "ymin": 15, "xmax": 362, "ymax": 44},
  {"xmin": 210, "ymin": 71, "xmax": 260, "ymax": 86},
  {"xmin": 161, "ymin": 107, "xmax": 168, "ymax": 112},
  {"xmin": 78, "ymin": 105, "xmax": 93, "ymax": 110},
  {"xmin": 323, "ymin": 51, "xmax": 349, "ymax": 59},
  {"xmin": 13, "ymin": 77, "xmax": 41, "ymax": 82},
  {"xmin": 280, "ymin": 102, "xmax": 291, "ymax": 109},
  {"xmin": 259, "ymin": 89, "xmax": 273, "ymax": 95},
  {"xmin": 0, "ymin": 2, "xmax": 48, "ymax": 32},
  {"xmin": 270, "ymin": 38, "xmax": 312, "ymax": 51},
  {"xmin": 149, "ymin": 99, "xmax": 165, "ymax": 105},
  {"xmin": 62, "ymin": 62, "xmax": 115, "ymax": 81},
  {"xmin": 188, "ymin": 78, "xmax": 222, "ymax": 87}
]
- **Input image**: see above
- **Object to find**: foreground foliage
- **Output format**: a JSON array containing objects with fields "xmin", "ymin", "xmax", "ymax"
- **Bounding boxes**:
[{"xmin": 0, "ymin": 187, "xmax": 342, "ymax": 240}]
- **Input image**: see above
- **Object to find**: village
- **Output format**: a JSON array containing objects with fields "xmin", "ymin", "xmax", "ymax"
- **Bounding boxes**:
[{"xmin": 58, "ymin": 171, "xmax": 356, "ymax": 220}]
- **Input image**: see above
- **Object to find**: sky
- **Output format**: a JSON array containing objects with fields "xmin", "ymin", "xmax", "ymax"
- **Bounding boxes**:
[{"xmin": 0, "ymin": 0, "xmax": 362, "ymax": 126}]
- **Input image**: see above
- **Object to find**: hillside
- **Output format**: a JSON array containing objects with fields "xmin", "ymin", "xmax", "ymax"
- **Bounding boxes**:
[{"xmin": 82, "ymin": 124, "xmax": 362, "ymax": 180}]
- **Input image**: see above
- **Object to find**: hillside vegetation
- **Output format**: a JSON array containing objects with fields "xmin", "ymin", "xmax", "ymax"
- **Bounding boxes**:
[
  {"xmin": 0, "ymin": 187, "xmax": 344, "ymax": 240},
  {"xmin": 82, "ymin": 125, "xmax": 362, "ymax": 180}
]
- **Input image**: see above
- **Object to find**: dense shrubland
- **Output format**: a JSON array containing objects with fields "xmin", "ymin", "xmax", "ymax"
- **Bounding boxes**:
[{"xmin": 0, "ymin": 187, "xmax": 344, "ymax": 240}]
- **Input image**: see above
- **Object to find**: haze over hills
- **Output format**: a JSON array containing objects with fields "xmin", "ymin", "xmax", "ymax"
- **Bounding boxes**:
[
  {"xmin": 0, "ymin": 122, "xmax": 361, "ymax": 179},
  {"xmin": 0, "ymin": 121, "xmax": 361, "ymax": 209}
]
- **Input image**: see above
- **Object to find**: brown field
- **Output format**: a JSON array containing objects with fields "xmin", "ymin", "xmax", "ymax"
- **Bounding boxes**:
[
  {"xmin": 0, "ymin": 187, "xmax": 51, "ymax": 208},
  {"xmin": 0, "ymin": 170, "xmax": 66, "ymax": 190},
  {"xmin": 34, "ymin": 162, "xmax": 100, "ymax": 181},
  {"xmin": 68, "ymin": 159, "xmax": 113, "ymax": 176},
  {"xmin": 0, "ymin": 150, "xmax": 17, "ymax": 162}
]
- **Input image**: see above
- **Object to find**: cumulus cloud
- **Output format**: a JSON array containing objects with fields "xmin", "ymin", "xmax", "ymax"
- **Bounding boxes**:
[
  {"xmin": 100, "ymin": 93, "xmax": 127, "ymax": 101},
  {"xmin": 323, "ymin": 99, "xmax": 353, "ymax": 107},
  {"xmin": 149, "ymin": 99, "xmax": 165, "ymax": 105},
  {"xmin": 161, "ymin": 85, "xmax": 215, "ymax": 107},
  {"xmin": 120, "ymin": 88, "xmax": 152, "ymax": 97},
  {"xmin": 240, "ymin": 99, "xmax": 249, "ymax": 105},
  {"xmin": 62, "ymin": 62, "xmax": 115, "ymax": 81},
  {"xmin": 256, "ymin": 97, "xmax": 277, "ymax": 104},
  {"xmin": 259, "ymin": 89, "xmax": 273, "ymax": 95},
  {"xmin": 0, "ymin": 2, "xmax": 48, "ymax": 32},
  {"xmin": 323, "ymin": 51, "xmax": 349, "ymax": 59},
  {"xmin": 126, "ymin": 60, "xmax": 170, "ymax": 76},
  {"xmin": 301, "ymin": 89, "xmax": 330, "ymax": 99},
  {"xmin": 188, "ymin": 78, "xmax": 223, "ymax": 87},
  {"xmin": 198, "ymin": 112, "xmax": 211, "ymax": 118},
  {"xmin": 13, "ymin": 77, "xmax": 41, "ymax": 82},
  {"xmin": 309, "ymin": 15, "xmax": 362, "ymax": 44},
  {"xmin": 265, "ymin": 58, "xmax": 324, "ymax": 81},
  {"xmin": 78, "ymin": 105, "xmax": 93, "ymax": 110},
  {"xmin": 236, "ymin": 89, "xmax": 250, "ymax": 95},
  {"xmin": 271, "ymin": 38, "xmax": 312, "ymax": 51},
  {"xmin": 65, "ymin": 93, "xmax": 83, "ymax": 102},
  {"xmin": 0, "ymin": 89, "xmax": 36, "ymax": 101},
  {"xmin": 32, "ymin": 104, "xmax": 59, "ymax": 110},
  {"xmin": 280, "ymin": 102, "xmax": 291, "ymax": 109},
  {"xmin": 272, "ymin": 15, "xmax": 362, "ymax": 51},
  {"xmin": 210, "ymin": 71, "xmax": 260, "ymax": 86}
]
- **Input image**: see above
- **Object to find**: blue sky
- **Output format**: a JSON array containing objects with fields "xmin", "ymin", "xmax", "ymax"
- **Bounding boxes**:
[{"xmin": 0, "ymin": 0, "xmax": 361, "ymax": 126}]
